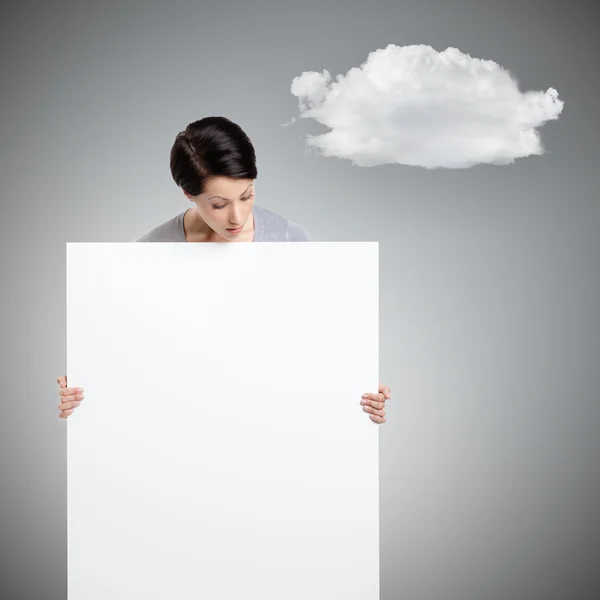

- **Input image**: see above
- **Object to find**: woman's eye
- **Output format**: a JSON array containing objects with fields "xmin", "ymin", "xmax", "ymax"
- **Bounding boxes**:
[{"xmin": 213, "ymin": 194, "xmax": 253, "ymax": 210}]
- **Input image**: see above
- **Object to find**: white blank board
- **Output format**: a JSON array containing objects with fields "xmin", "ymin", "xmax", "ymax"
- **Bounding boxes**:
[{"xmin": 67, "ymin": 241, "xmax": 379, "ymax": 599}]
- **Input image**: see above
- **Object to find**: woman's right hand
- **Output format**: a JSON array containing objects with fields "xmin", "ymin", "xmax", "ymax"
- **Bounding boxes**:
[{"xmin": 57, "ymin": 375, "xmax": 84, "ymax": 419}]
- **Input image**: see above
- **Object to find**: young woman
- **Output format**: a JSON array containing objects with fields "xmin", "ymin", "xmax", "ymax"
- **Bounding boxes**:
[{"xmin": 56, "ymin": 116, "xmax": 390, "ymax": 423}]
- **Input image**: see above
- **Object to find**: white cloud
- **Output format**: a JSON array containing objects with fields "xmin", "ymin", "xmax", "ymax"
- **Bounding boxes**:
[{"xmin": 286, "ymin": 44, "xmax": 564, "ymax": 169}]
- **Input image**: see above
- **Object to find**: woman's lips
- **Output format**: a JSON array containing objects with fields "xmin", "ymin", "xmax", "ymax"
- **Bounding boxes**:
[{"xmin": 226, "ymin": 225, "xmax": 243, "ymax": 234}]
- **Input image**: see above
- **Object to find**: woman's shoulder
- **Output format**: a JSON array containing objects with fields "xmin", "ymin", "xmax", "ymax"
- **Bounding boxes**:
[
  {"xmin": 134, "ymin": 211, "xmax": 186, "ymax": 242},
  {"xmin": 133, "ymin": 205, "xmax": 311, "ymax": 242},
  {"xmin": 254, "ymin": 204, "xmax": 311, "ymax": 242},
  {"xmin": 286, "ymin": 220, "xmax": 311, "ymax": 241}
]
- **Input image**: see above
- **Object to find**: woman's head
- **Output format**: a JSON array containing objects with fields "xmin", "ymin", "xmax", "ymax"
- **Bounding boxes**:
[{"xmin": 170, "ymin": 116, "xmax": 257, "ymax": 239}]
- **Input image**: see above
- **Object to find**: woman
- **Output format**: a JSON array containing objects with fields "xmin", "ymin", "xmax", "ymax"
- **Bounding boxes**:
[{"xmin": 57, "ymin": 116, "xmax": 390, "ymax": 423}]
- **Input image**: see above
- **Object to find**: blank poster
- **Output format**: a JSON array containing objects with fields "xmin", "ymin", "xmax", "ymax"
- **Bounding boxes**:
[{"xmin": 66, "ymin": 241, "xmax": 379, "ymax": 599}]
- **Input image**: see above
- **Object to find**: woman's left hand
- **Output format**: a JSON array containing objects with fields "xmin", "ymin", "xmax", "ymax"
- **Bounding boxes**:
[{"xmin": 361, "ymin": 383, "xmax": 390, "ymax": 424}]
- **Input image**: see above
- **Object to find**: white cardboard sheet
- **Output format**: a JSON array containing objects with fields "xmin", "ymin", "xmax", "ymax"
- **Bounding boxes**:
[{"xmin": 67, "ymin": 241, "xmax": 379, "ymax": 599}]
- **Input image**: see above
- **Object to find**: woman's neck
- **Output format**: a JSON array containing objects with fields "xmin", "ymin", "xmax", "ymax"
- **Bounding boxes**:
[{"xmin": 183, "ymin": 207, "xmax": 255, "ymax": 242}]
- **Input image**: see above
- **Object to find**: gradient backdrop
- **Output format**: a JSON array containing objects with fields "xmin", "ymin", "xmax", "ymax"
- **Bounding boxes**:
[{"xmin": 1, "ymin": 1, "xmax": 598, "ymax": 599}]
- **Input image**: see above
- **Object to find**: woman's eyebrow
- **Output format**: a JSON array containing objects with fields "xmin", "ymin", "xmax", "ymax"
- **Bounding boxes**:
[{"xmin": 208, "ymin": 183, "xmax": 253, "ymax": 201}]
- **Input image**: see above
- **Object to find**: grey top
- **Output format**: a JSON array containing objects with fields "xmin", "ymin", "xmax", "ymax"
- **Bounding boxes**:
[{"xmin": 135, "ymin": 204, "xmax": 311, "ymax": 242}]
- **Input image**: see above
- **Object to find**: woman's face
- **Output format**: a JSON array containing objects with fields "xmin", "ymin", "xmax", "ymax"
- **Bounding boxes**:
[{"xmin": 186, "ymin": 176, "xmax": 255, "ymax": 240}]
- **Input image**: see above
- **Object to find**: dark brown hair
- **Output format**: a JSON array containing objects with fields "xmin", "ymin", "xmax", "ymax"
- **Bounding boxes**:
[{"xmin": 169, "ymin": 116, "xmax": 258, "ymax": 196}]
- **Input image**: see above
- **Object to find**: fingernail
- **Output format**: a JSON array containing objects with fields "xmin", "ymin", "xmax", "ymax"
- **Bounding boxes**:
[
  {"xmin": 362, "ymin": 394, "xmax": 368, "ymax": 399},
  {"xmin": 360, "ymin": 399, "xmax": 367, "ymax": 404}
]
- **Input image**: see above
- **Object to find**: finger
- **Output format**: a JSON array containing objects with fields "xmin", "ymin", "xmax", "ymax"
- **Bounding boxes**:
[
  {"xmin": 57, "ymin": 376, "xmax": 67, "ymax": 387},
  {"xmin": 369, "ymin": 414, "xmax": 386, "ymax": 424},
  {"xmin": 362, "ymin": 392, "xmax": 386, "ymax": 403},
  {"xmin": 59, "ymin": 390, "xmax": 83, "ymax": 406},
  {"xmin": 58, "ymin": 399, "xmax": 81, "ymax": 411},
  {"xmin": 59, "ymin": 408, "xmax": 75, "ymax": 419},
  {"xmin": 362, "ymin": 405, "xmax": 385, "ymax": 417},
  {"xmin": 378, "ymin": 383, "xmax": 391, "ymax": 399},
  {"xmin": 364, "ymin": 399, "xmax": 385, "ymax": 409},
  {"xmin": 59, "ymin": 391, "xmax": 83, "ymax": 407},
  {"xmin": 58, "ymin": 387, "xmax": 83, "ymax": 398}
]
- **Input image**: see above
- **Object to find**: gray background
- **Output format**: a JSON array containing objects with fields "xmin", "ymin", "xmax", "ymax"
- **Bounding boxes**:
[{"xmin": 1, "ymin": 1, "xmax": 598, "ymax": 599}]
